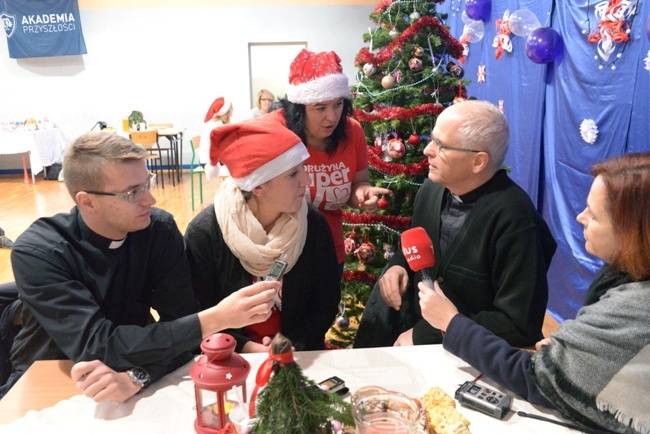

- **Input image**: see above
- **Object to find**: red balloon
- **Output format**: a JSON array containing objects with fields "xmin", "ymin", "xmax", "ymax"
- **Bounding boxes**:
[{"xmin": 525, "ymin": 27, "xmax": 563, "ymax": 64}]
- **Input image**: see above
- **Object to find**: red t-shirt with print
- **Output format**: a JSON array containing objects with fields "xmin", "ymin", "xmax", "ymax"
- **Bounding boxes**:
[{"xmin": 270, "ymin": 110, "xmax": 369, "ymax": 263}]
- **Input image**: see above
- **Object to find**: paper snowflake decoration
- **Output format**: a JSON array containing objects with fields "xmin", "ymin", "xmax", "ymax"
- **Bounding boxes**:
[
  {"xmin": 580, "ymin": 119, "xmax": 599, "ymax": 144},
  {"xmin": 645, "ymin": 50, "xmax": 650, "ymax": 75},
  {"xmin": 477, "ymin": 63, "xmax": 486, "ymax": 83}
]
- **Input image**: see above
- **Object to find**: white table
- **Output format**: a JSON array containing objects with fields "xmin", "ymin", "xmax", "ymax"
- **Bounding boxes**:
[
  {"xmin": 0, "ymin": 345, "xmax": 581, "ymax": 433},
  {"xmin": 0, "ymin": 129, "xmax": 65, "ymax": 182}
]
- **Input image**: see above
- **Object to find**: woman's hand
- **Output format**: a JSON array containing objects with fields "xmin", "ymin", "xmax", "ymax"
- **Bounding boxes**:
[
  {"xmin": 418, "ymin": 280, "xmax": 459, "ymax": 333},
  {"xmin": 535, "ymin": 338, "xmax": 553, "ymax": 351},
  {"xmin": 355, "ymin": 184, "xmax": 393, "ymax": 213},
  {"xmin": 347, "ymin": 168, "xmax": 393, "ymax": 213}
]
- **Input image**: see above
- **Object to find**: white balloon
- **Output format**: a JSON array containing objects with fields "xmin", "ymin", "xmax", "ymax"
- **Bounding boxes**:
[
  {"xmin": 508, "ymin": 9, "xmax": 541, "ymax": 37},
  {"xmin": 461, "ymin": 10, "xmax": 472, "ymax": 25},
  {"xmin": 463, "ymin": 20, "xmax": 485, "ymax": 43}
]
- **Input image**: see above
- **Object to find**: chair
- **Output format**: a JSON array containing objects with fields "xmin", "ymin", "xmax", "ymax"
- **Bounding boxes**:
[
  {"xmin": 149, "ymin": 124, "xmax": 181, "ymax": 184},
  {"xmin": 189, "ymin": 136, "xmax": 204, "ymax": 210},
  {"xmin": 130, "ymin": 130, "xmax": 165, "ymax": 189}
]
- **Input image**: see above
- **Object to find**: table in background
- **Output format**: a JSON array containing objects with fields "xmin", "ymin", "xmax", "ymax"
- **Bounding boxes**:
[
  {"xmin": 0, "ymin": 129, "xmax": 65, "ymax": 183},
  {"xmin": 155, "ymin": 127, "xmax": 184, "ymax": 184},
  {"xmin": 0, "ymin": 346, "xmax": 581, "ymax": 433}
]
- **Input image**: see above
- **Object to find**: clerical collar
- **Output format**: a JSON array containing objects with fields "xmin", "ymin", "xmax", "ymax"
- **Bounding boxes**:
[
  {"xmin": 451, "ymin": 170, "xmax": 505, "ymax": 204},
  {"xmin": 109, "ymin": 238, "xmax": 126, "ymax": 249}
]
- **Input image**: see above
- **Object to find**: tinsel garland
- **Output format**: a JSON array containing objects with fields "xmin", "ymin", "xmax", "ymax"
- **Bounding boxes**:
[
  {"xmin": 343, "ymin": 270, "xmax": 379, "ymax": 284},
  {"xmin": 354, "ymin": 102, "xmax": 444, "ymax": 122},
  {"xmin": 373, "ymin": 0, "xmax": 446, "ymax": 15},
  {"xmin": 356, "ymin": 16, "xmax": 465, "ymax": 66},
  {"xmin": 367, "ymin": 146, "xmax": 429, "ymax": 177},
  {"xmin": 342, "ymin": 209, "xmax": 411, "ymax": 229}
]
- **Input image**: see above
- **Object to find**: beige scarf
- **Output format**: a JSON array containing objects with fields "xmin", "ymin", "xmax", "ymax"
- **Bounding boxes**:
[{"xmin": 213, "ymin": 177, "xmax": 307, "ymax": 277}]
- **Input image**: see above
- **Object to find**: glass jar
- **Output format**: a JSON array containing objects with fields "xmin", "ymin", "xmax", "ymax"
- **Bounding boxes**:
[{"xmin": 351, "ymin": 386, "xmax": 427, "ymax": 434}]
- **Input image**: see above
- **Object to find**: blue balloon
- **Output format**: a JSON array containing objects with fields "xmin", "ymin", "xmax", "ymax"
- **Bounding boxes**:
[
  {"xmin": 525, "ymin": 27, "xmax": 563, "ymax": 64},
  {"xmin": 465, "ymin": 0, "xmax": 491, "ymax": 22}
]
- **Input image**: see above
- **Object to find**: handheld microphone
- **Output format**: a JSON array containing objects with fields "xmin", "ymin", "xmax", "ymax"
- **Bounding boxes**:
[{"xmin": 400, "ymin": 227, "xmax": 435, "ymax": 288}]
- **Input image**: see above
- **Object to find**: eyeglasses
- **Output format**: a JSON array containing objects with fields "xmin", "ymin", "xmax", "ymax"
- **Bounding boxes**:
[
  {"xmin": 84, "ymin": 173, "xmax": 155, "ymax": 203},
  {"xmin": 431, "ymin": 137, "xmax": 482, "ymax": 155},
  {"xmin": 260, "ymin": 98, "xmax": 273, "ymax": 103}
]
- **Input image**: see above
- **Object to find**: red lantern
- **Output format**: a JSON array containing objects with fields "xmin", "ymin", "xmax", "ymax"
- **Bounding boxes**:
[{"xmin": 190, "ymin": 333, "xmax": 250, "ymax": 433}]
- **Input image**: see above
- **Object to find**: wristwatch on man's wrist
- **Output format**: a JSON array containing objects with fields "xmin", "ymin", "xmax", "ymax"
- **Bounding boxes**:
[{"xmin": 126, "ymin": 367, "xmax": 151, "ymax": 389}]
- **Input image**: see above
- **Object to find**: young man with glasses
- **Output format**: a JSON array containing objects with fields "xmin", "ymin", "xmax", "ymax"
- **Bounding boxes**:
[
  {"xmin": 356, "ymin": 100, "xmax": 557, "ymax": 349},
  {"xmin": 3, "ymin": 132, "xmax": 278, "ymax": 402}
]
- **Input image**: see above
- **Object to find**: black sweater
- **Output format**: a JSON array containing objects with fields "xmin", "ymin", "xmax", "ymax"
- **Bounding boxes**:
[
  {"xmin": 393, "ymin": 171, "xmax": 557, "ymax": 347},
  {"xmin": 185, "ymin": 204, "xmax": 340, "ymax": 352}
]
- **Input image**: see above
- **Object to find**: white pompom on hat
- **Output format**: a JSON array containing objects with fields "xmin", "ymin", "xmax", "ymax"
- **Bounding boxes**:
[
  {"xmin": 204, "ymin": 116, "xmax": 310, "ymax": 191},
  {"xmin": 286, "ymin": 49, "xmax": 350, "ymax": 105}
]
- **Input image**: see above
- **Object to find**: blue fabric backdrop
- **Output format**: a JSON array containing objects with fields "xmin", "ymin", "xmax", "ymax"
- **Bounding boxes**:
[{"xmin": 439, "ymin": 0, "xmax": 650, "ymax": 322}]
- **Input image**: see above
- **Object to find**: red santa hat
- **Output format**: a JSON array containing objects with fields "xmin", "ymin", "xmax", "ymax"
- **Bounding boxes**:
[
  {"xmin": 204, "ymin": 97, "xmax": 232, "ymax": 122},
  {"xmin": 286, "ymin": 49, "xmax": 350, "ymax": 105},
  {"xmin": 205, "ymin": 116, "xmax": 310, "ymax": 191}
]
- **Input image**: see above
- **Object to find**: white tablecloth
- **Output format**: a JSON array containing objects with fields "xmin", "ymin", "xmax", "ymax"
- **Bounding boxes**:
[
  {"xmin": 0, "ymin": 346, "xmax": 581, "ymax": 433},
  {"xmin": 0, "ymin": 129, "xmax": 65, "ymax": 177}
]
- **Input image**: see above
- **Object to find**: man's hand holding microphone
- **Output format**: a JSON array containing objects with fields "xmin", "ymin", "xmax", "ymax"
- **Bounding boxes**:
[{"xmin": 381, "ymin": 227, "xmax": 459, "ymax": 345}]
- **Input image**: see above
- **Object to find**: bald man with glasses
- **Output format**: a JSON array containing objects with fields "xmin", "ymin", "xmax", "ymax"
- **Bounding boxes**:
[
  {"xmin": 3, "ymin": 132, "xmax": 277, "ymax": 402},
  {"xmin": 355, "ymin": 100, "xmax": 557, "ymax": 349}
]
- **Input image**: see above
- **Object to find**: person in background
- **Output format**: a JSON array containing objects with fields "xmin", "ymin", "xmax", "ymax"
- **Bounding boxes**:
[
  {"xmin": 3, "ymin": 132, "xmax": 277, "ymax": 402},
  {"xmin": 355, "ymin": 100, "xmax": 556, "ymax": 348},
  {"xmin": 270, "ymin": 49, "xmax": 392, "ymax": 269},
  {"xmin": 249, "ymin": 89, "xmax": 275, "ymax": 118},
  {"xmin": 199, "ymin": 96, "xmax": 233, "ymax": 168},
  {"xmin": 421, "ymin": 152, "xmax": 650, "ymax": 434},
  {"xmin": 186, "ymin": 116, "xmax": 340, "ymax": 353},
  {"xmin": 0, "ymin": 226, "xmax": 13, "ymax": 249}
]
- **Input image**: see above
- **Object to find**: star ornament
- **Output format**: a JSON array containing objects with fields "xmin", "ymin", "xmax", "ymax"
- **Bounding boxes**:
[
  {"xmin": 477, "ymin": 63, "xmax": 486, "ymax": 83},
  {"xmin": 226, "ymin": 372, "xmax": 233, "ymax": 380}
]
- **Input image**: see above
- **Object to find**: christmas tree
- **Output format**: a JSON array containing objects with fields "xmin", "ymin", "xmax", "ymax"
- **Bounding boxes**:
[
  {"xmin": 248, "ymin": 334, "xmax": 354, "ymax": 433},
  {"xmin": 329, "ymin": 0, "xmax": 466, "ymax": 347}
]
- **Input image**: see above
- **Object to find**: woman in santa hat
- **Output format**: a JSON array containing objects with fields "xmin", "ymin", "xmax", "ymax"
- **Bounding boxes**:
[
  {"xmin": 269, "ymin": 49, "xmax": 392, "ymax": 270},
  {"xmin": 198, "ymin": 97, "xmax": 233, "ymax": 168},
  {"xmin": 185, "ymin": 115, "xmax": 340, "ymax": 353}
]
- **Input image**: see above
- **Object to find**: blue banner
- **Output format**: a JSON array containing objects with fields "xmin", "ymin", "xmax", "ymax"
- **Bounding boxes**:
[{"xmin": 1, "ymin": 0, "xmax": 86, "ymax": 59}]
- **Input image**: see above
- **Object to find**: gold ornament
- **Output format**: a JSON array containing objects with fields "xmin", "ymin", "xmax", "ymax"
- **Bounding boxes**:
[{"xmin": 381, "ymin": 75, "xmax": 395, "ymax": 89}]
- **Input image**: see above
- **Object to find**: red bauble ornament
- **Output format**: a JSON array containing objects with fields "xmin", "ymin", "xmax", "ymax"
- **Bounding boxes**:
[
  {"xmin": 387, "ymin": 138, "xmax": 406, "ymax": 159},
  {"xmin": 377, "ymin": 196, "xmax": 389, "ymax": 209},
  {"xmin": 408, "ymin": 57, "xmax": 423, "ymax": 72},
  {"xmin": 408, "ymin": 133, "xmax": 420, "ymax": 145},
  {"xmin": 343, "ymin": 230, "xmax": 361, "ymax": 256},
  {"xmin": 355, "ymin": 242, "xmax": 377, "ymax": 264}
]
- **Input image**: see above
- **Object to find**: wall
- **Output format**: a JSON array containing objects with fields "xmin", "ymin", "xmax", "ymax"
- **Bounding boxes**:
[{"xmin": 0, "ymin": 0, "xmax": 376, "ymax": 170}]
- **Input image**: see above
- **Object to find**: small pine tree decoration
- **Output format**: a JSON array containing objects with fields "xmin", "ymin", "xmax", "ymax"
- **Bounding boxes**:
[
  {"xmin": 248, "ymin": 334, "xmax": 354, "ymax": 433},
  {"xmin": 329, "ymin": 0, "xmax": 467, "ymax": 347}
]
